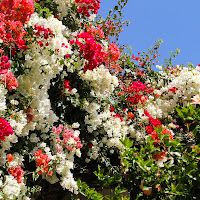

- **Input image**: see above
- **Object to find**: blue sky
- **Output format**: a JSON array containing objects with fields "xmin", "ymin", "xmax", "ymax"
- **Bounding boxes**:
[{"xmin": 99, "ymin": 0, "xmax": 200, "ymax": 67}]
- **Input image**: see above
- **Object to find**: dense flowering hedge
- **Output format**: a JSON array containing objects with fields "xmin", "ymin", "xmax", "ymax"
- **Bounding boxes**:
[{"xmin": 0, "ymin": 0, "xmax": 200, "ymax": 199}]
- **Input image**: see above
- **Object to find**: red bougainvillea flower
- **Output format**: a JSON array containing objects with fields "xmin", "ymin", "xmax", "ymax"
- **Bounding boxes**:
[
  {"xmin": 0, "ymin": 15, "xmax": 27, "ymax": 49},
  {"xmin": 105, "ymin": 43, "xmax": 120, "ymax": 63},
  {"xmin": 75, "ymin": 32, "xmax": 107, "ymax": 72},
  {"xmin": 161, "ymin": 128, "xmax": 174, "ymax": 141},
  {"xmin": 149, "ymin": 117, "xmax": 162, "ymax": 128},
  {"xmin": 148, "ymin": 125, "xmax": 174, "ymax": 144},
  {"xmin": 34, "ymin": 150, "xmax": 53, "ymax": 176},
  {"xmin": 127, "ymin": 112, "xmax": 135, "ymax": 119},
  {"xmin": 75, "ymin": 0, "xmax": 101, "ymax": 17},
  {"xmin": 0, "ymin": 56, "xmax": 10, "ymax": 67},
  {"xmin": 152, "ymin": 151, "xmax": 167, "ymax": 161},
  {"xmin": 127, "ymin": 94, "xmax": 147, "ymax": 106},
  {"xmin": 110, "ymin": 106, "xmax": 114, "ymax": 112},
  {"xmin": 145, "ymin": 125, "xmax": 154, "ymax": 134},
  {"xmin": 8, "ymin": 166, "xmax": 24, "ymax": 183},
  {"xmin": 26, "ymin": 106, "xmax": 35, "ymax": 123},
  {"xmin": 144, "ymin": 110, "xmax": 151, "ymax": 117},
  {"xmin": 85, "ymin": 24, "xmax": 105, "ymax": 39},
  {"xmin": 191, "ymin": 94, "xmax": 200, "ymax": 104},
  {"xmin": 0, "ymin": 0, "xmax": 34, "ymax": 24},
  {"xmin": 64, "ymin": 80, "xmax": 72, "ymax": 92},
  {"xmin": 0, "ymin": 56, "xmax": 11, "ymax": 75},
  {"xmin": 124, "ymin": 81, "xmax": 148, "ymax": 93},
  {"xmin": 144, "ymin": 110, "xmax": 174, "ymax": 161},
  {"xmin": 7, "ymin": 153, "xmax": 14, "ymax": 162},
  {"xmin": 144, "ymin": 110, "xmax": 162, "ymax": 128},
  {"xmin": 0, "ymin": 118, "xmax": 14, "ymax": 141},
  {"xmin": 122, "ymin": 81, "xmax": 150, "ymax": 106},
  {"xmin": 109, "ymin": 64, "xmax": 123, "ymax": 73},
  {"xmin": 129, "ymin": 81, "xmax": 147, "ymax": 93},
  {"xmin": 0, "ymin": 0, "xmax": 34, "ymax": 49},
  {"xmin": 111, "ymin": 113, "xmax": 123, "ymax": 122},
  {"xmin": 168, "ymin": 87, "xmax": 178, "ymax": 93},
  {"xmin": 1, "ymin": 72, "xmax": 18, "ymax": 90},
  {"xmin": 34, "ymin": 25, "xmax": 54, "ymax": 39}
]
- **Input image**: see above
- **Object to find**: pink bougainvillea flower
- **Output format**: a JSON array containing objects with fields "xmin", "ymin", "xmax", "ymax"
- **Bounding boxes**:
[
  {"xmin": 1, "ymin": 72, "xmax": 18, "ymax": 90},
  {"xmin": 191, "ymin": 94, "xmax": 200, "ymax": 104},
  {"xmin": 0, "ymin": 56, "xmax": 11, "ymax": 75},
  {"xmin": 0, "ymin": 118, "xmax": 14, "ymax": 141}
]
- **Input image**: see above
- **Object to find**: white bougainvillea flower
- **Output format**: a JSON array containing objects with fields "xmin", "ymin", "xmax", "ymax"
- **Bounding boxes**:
[{"xmin": 191, "ymin": 94, "xmax": 200, "ymax": 104}]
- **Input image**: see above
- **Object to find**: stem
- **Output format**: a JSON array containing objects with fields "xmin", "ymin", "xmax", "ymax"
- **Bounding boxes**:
[{"xmin": 25, "ymin": 171, "xmax": 34, "ymax": 176}]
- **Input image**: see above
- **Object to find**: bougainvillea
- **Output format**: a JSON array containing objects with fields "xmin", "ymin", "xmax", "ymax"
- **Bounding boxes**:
[
  {"xmin": 74, "ymin": 32, "xmax": 107, "ymax": 72},
  {"xmin": 64, "ymin": 80, "xmax": 72, "ymax": 92},
  {"xmin": 0, "ymin": 0, "xmax": 34, "ymax": 50},
  {"xmin": 8, "ymin": 166, "xmax": 24, "ymax": 183},
  {"xmin": 85, "ymin": 24, "xmax": 105, "ymax": 40},
  {"xmin": 75, "ymin": 0, "xmax": 101, "ymax": 17},
  {"xmin": 0, "ymin": 118, "xmax": 14, "ymax": 141},
  {"xmin": 0, "ymin": 0, "xmax": 200, "ymax": 199},
  {"xmin": 122, "ymin": 81, "xmax": 151, "ymax": 105},
  {"xmin": 0, "ymin": 0, "xmax": 34, "ymax": 23},
  {"xmin": 0, "ymin": 56, "xmax": 11, "ymax": 75},
  {"xmin": 34, "ymin": 150, "xmax": 53, "ymax": 176},
  {"xmin": 0, "ymin": 16, "xmax": 27, "ymax": 49},
  {"xmin": 105, "ymin": 43, "xmax": 120, "ymax": 63},
  {"xmin": 1, "ymin": 72, "xmax": 18, "ymax": 90}
]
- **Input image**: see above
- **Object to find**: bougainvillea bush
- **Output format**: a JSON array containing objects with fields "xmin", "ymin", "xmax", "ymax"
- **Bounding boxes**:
[{"xmin": 0, "ymin": 0, "xmax": 200, "ymax": 199}]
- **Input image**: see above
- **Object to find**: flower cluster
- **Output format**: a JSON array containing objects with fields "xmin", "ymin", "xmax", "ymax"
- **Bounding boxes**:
[
  {"xmin": 73, "ymin": 32, "xmax": 107, "ymax": 72},
  {"xmin": 64, "ymin": 80, "xmax": 72, "ymax": 92},
  {"xmin": 144, "ymin": 66, "xmax": 200, "ymax": 119},
  {"xmin": 0, "ymin": 56, "xmax": 11, "ymax": 75},
  {"xmin": 75, "ymin": 0, "xmax": 101, "ymax": 17},
  {"xmin": 105, "ymin": 43, "xmax": 120, "ymax": 63},
  {"xmin": 81, "ymin": 65, "xmax": 118, "ymax": 98},
  {"xmin": 123, "ymin": 81, "xmax": 151, "ymax": 105},
  {"xmin": 34, "ymin": 25, "xmax": 54, "ymax": 47},
  {"xmin": 143, "ymin": 109, "xmax": 174, "ymax": 164},
  {"xmin": 34, "ymin": 149, "xmax": 53, "ymax": 176},
  {"xmin": 0, "ymin": 0, "xmax": 34, "ymax": 49},
  {"xmin": 17, "ymin": 13, "xmax": 72, "ymax": 134},
  {"xmin": 52, "ymin": 124, "xmax": 83, "ymax": 154},
  {"xmin": 85, "ymin": 24, "xmax": 105, "ymax": 40},
  {"xmin": 1, "ymin": 72, "xmax": 18, "ymax": 90},
  {"xmin": 7, "ymin": 153, "xmax": 14, "ymax": 162},
  {"xmin": 0, "ymin": 14, "xmax": 27, "ymax": 49},
  {"xmin": 0, "ymin": 173, "xmax": 27, "ymax": 199},
  {"xmin": 0, "ymin": 0, "xmax": 34, "ymax": 24},
  {"xmin": 8, "ymin": 166, "xmax": 24, "ymax": 183},
  {"xmin": 0, "ymin": 118, "xmax": 14, "ymax": 141},
  {"xmin": 49, "ymin": 123, "xmax": 82, "ymax": 193}
]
